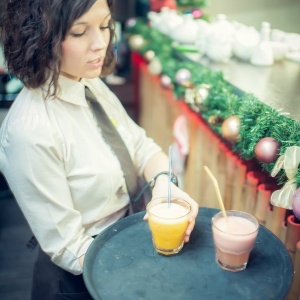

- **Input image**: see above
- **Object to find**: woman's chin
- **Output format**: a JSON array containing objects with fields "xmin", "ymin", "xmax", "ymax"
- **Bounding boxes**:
[{"xmin": 84, "ymin": 68, "xmax": 103, "ymax": 79}]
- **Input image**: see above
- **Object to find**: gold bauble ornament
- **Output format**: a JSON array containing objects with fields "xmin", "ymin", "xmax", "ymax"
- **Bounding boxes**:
[
  {"xmin": 128, "ymin": 34, "xmax": 145, "ymax": 50},
  {"xmin": 148, "ymin": 57, "xmax": 162, "ymax": 75},
  {"xmin": 144, "ymin": 50, "xmax": 155, "ymax": 62},
  {"xmin": 208, "ymin": 115, "xmax": 223, "ymax": 126},
  {"xmin": 221, "ymin": 115, "xmax": 240, "ymax": 143},
  {"xmin": 184, "ymin": 88, "xmax": 202, "ymax": 113},
  {"xmin": 194, "ymin": 84, "xmax": 211, "ymax": 104},
  {"xmin": 184, "ymin": 88, "xmax": 195, "ymax": 104},
  {"xmin": 181, "ymin": 80, "xmax": 194, "ymax": 89}
]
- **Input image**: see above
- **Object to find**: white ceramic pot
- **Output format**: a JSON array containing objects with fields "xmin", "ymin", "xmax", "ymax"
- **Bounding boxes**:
[
  {"xmin": 233, "ymin": 26, "xmax": 260, "ymax": 61},
  {"xmin": 204, "ymin": 14, "xmax": 235, "ymax": 63},
  {"xmin": 171, "ymin": 14, "xmax": 199, "ymax": 45},
  {"xmin": 250, "ymin": 22, "xmax": 274, "ymax": 66},
  {"xmin": 195, "ymin": 19, "xmax": 211, "ymax": 55},
  {"xmin": 206, "ymin": 40, "xmax": 232, "ymax": 63}
]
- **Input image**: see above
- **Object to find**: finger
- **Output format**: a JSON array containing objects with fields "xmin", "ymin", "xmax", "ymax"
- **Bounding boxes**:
[
  {"xmin": 184, "ymin": 227, "xmax": 192, "ymax": 243},
  {"xmin": 187, "ymin": 218, "xmax": 195, "ymax": 233},
  {"xmin": 188, "ymin": 205, "xmax": 199, "ymax": 222},
  {"xmin": 184, "ymin": 218, "xmax": 195, "ymax": 243},
  {"xmin": 143, "ymin": 212, "xmax": 149, "ymax": 221},
  {"xmin": 184, "ymin": 234, "xmax": 190, "ymax": 243},
  {"xmin": 183, "ymin": 196, "xmax": 199, "ymax": 217},
  {"xmin": 190, "ymin": 202, "xmax": 199, "ymax": 217},
  {"xmin": 189, "ymin": 212, "xmax": 197, "ymax": 222}
]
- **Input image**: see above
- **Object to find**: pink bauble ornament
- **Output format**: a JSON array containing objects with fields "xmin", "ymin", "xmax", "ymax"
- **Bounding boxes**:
[
  {"xmin": 175, "ymin": 68, "xmax": 191, "ymax": 85},
  {"xmin": 254, "ymin": 137, "xmax": 280, "ymax": 164},
  {"xmin": 292, "ymin": 188, "xmax": 300, "ymax": 220},
  {"xmin": 221, "ymin": 115, "xmax": 240, "ymax": 143},
  {"xmin": 192, "ymin": 9, "xmax": 203, "ymax": 19},
  {"xmin": 125, "ymin": 18, "xmax": 137, "ymax": 28},
  {"xmin": 160, "ymin": 75, "xmax": 172, "ymax": 89}
]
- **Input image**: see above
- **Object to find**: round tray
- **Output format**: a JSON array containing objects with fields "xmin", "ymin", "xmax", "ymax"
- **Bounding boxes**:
[{"xmin": 83, "ymin": 207, "xmax": 294, "ymax": 300}]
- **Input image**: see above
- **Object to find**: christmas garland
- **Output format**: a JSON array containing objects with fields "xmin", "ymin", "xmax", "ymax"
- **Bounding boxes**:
[{"xmin": 125, "ymin": 19, "xmax": 300, "ymax": 216}]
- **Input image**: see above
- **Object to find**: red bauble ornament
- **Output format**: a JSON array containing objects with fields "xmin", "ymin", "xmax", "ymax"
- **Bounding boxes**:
[
  {"xmin": 221, "ymin": 116, "xmax": 240, "ymax": 143},
  {"xmin": 254, "ymin": 137, "xmax": 280, "ymax": 164},
  {"xmin": 293, "ymin": 188, "xmax": 300, "ymax": 220}
]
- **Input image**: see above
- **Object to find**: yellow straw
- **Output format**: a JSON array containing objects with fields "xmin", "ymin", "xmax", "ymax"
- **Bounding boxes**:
[{"xmin": 204, "ymin": 166, "xmax": 228, "ymax": 220}]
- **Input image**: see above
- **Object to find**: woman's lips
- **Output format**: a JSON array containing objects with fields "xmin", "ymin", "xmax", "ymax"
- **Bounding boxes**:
[{"xmin": 87, "ymin": 57, "xmax": 104, "ymax": 68}]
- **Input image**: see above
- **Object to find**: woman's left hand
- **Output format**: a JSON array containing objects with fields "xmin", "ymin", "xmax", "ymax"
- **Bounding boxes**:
[{"xmin": 143, "ymin": 176, "xmax": 199, "ymax": 243}]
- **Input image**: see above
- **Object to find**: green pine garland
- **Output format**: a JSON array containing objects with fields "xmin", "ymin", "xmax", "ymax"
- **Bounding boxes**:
[
  {"xmin": 176, "ymin": 0, "xmax": 207, "ymax": 5},
  {"xmin": 126, "ymin": 19, "xmax": 300, "ymax": 188}
]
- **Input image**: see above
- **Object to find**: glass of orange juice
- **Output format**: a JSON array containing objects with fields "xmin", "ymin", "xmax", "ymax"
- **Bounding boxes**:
[{"xmin": 146, "ymin": 197, "xmax": 191, "ymax": 255}]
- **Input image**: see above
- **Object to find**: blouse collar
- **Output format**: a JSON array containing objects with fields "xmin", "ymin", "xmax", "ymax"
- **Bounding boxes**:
[
  {"xmin": 57, "ymin": 75, "xmax": 108, "ymax": 107},
  {"xmin": 56, "ymin": 75, "xmax": 88, "ymax": 107}
]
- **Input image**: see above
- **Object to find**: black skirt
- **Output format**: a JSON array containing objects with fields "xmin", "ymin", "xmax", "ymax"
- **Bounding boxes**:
[{"xmin": 31, "ymin": 248, "xmax": 94, "ymax": 300}]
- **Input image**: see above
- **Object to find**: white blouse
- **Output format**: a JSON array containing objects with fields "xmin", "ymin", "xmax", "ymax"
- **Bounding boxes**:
[{"xmin": 0, "ymin": 75, "xmax": 161, "ymax": 274}]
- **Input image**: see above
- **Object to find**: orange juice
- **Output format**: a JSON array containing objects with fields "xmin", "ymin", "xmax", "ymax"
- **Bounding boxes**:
[{"xmin": 147, "ymin": 199, "xmax": 190, "ymax": 255}]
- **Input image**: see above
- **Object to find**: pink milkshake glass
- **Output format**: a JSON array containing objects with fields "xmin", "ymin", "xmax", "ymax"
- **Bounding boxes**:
[{"xmin": 212, "ymin": 210, "xmax": 259, "ymax": 272}]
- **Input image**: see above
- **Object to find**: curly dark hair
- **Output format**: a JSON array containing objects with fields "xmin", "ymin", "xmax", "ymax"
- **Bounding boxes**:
[{"xmin": 0, "ymin": 0, "xmax": 116, "ymax": 96}]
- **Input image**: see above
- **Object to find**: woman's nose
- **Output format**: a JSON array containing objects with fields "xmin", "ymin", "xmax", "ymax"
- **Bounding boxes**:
[{"xmin": 90, "ymin": 30, "xmax": 108, "ymax": 51}]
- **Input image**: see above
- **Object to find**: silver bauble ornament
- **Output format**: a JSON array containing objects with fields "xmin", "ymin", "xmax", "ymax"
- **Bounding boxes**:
[
  {"xmin": 148, "ymin": 57, "xmax": 162, "ymax": 75},
  {"xmin": 221, "ymin": 115, "xmax": 240, "ymax": 143},
  {"xmin": 128, "ymin": 34, "xmax": 145, "ymax": 50},
  {"xmin": 175, "ymin": 68, "xmax": 191, "ymax": 84},
  {"xmin": 254, "ymin": 137, "xmax": 280, "ymax": 164}
]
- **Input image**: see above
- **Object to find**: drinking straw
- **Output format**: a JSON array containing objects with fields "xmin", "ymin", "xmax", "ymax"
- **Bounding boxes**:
[
  {"xmin": 204, "ymin": 166, "xmax": 228, "ymax": 219},
  {"xmin": 168, "ymin": 145, "xmax": 173, "ymax": 207}
]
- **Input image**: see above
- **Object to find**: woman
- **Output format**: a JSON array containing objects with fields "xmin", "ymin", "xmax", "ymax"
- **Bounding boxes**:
[{"xmin": 0, "ymin": 0, "xmax": 199, "ymax": 299}]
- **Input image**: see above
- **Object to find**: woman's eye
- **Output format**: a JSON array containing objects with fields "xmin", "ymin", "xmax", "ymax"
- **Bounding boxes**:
[
  {"xmin": 71, "ymin": 32, "xmax": 85, "ymax": 37},
  {"xmin": 100, "ymin": 26, "xmax": 110, "ymax": 31}
]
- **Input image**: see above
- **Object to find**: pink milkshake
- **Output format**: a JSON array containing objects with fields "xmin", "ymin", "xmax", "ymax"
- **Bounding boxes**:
[{"xmin": 212, "ymin": 210, "xmax": 259, "ymax": 272}]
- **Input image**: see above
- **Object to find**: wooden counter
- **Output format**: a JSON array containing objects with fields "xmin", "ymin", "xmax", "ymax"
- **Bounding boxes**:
[{"xmin": 132, "ymin": 51, "xmax": 300, "ymax": 299}]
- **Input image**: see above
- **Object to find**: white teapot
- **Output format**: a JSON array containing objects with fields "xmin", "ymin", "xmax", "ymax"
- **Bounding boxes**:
[
  {"xmin": 195, "ymin": 19, "xmax": 211, "ymax": 56},
  {"xmin": 171, "ymin": 13, "xmax": 199, "ymax": 45},
  {"xmin": 233, "ymin": 25, "xmax": 260, "ymax": 62},
  {"xmin": 205, "ymin": 14, "xmax": 235, "ymax": 63},
  {"xmin": 160, "ymin": 8, "xmax": 183, "ymax": 36},
  {"xmin": 148, "ymin": 11, "xmax": 160, "ymax": 29},
  {"xmin": 148, "ymin": 8, "xmax": 183, "ymax": 36}
]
